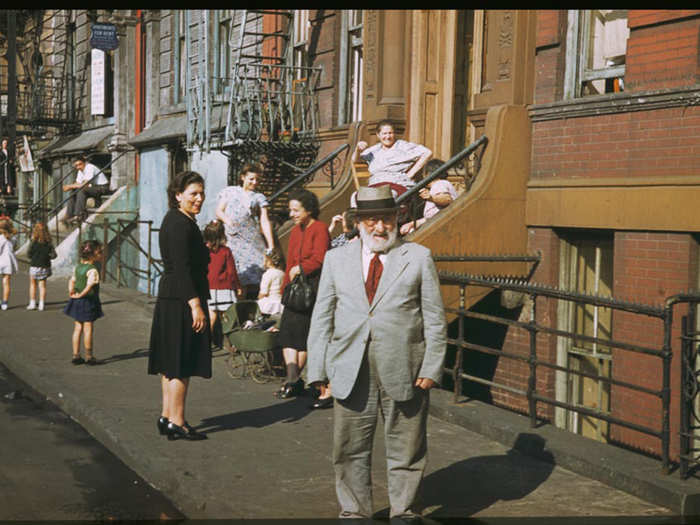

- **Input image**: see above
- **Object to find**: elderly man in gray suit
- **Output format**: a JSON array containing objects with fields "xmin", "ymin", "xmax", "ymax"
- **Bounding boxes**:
[{"xmin": 307, "ymin": 185, "xmax": 447, "ymax": 520}]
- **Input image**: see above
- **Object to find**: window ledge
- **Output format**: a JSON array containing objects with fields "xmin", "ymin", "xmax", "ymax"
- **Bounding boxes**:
[{"xmin": 530, "ymin": 86, "xmax": 700, "ymax": 122}]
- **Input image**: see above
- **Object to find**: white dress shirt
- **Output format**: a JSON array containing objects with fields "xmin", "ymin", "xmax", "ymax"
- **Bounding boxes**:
[
  {"xmin": 76, "ymin": 162, "xmax": 109, "ymax": 186},
  {"xmin": 361, "ymin": 243, "xmax": 388, "ymax": 282}
]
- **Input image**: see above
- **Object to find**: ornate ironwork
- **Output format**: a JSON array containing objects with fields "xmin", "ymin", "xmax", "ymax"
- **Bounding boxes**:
[{"xmin": 671, "ymin": 293, "xmax": 700, "ymax": 478}]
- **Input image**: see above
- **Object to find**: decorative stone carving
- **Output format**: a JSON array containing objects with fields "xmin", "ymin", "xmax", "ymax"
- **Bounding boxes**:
[
  {"xmin": 364, "ymin": 11, "xmax": 377, "ymax": 100},
  {"xmin": 497, "ymin": 11, "xmax": 513, "ymax": 81}
]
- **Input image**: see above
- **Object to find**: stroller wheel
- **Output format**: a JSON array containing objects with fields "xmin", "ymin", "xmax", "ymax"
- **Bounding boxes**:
[
  {"xmin": 225, "ymin": 353, "xmax": 247, "ymax": 379},
  {"xmin": 249, "ymin": 353, "xmax": 273, "ymax": 384}
]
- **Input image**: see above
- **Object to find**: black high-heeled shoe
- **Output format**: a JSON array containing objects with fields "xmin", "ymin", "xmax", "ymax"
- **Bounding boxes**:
[
  {"xmin": 157, "ymin": 416, "xmax": 169, "ymax": 436},
  {"xmin": 166, "ymin": 421, "xmax": 207, "ymax": 441},
  {"xmin": 277, "ymin": 379, "xmax": 304, "ymax": 399}
]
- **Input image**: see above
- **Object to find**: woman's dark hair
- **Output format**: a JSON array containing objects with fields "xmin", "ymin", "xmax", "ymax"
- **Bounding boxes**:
[
  {"xmin": 167, "ymin": 171, "xmax": 205, "ymax": 209},
  {"xmin": 288, "ymin": 188, "xmax": 320, "ymax": 219},
  {"xmin": 424, "ymin": 158, "xmax": 447, "ymax": 179},
  {"xmin": 80, "ymin": 239, "xmax": 102, "ymax": 261},
  {"xmin": 375, "ymin": 119, "xmax": 394, "ymax": 134},
  {"xmin": 239, "ymin": 162, "xmax": 264, "ymax": 184},
  {"xmin": 202, "ymin": 220, "xmax": 226, "ymax": 251}
]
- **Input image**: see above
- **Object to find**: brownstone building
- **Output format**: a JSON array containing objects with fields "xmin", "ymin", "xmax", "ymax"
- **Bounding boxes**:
[{"xmin": 302, "ymin": 9, "xmax": 699, "ymax": 460}]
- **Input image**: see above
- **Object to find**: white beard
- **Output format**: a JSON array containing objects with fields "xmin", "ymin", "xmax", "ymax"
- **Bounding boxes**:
[{"xmin": 358, "ymin": 222, "xmax": 398, "ymax": 253}]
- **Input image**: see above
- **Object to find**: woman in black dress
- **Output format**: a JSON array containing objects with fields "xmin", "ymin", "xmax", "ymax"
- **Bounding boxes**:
[{"xmin": 148, "ymin": 171, "xmax": 210, "ymax": 441}]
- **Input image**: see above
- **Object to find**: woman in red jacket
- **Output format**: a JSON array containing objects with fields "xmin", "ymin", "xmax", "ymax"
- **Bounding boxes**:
[
  {"xmin": 276, "ymin": 188, "xmax": 331, "ymax": 405},
  {"xmin": 203, "ymin": 220, "xmax": 242, "ymax": 343}
]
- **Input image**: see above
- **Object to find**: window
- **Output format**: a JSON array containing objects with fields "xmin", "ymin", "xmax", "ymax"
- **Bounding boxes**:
[
  {"xmin": 557, "ymin": 231, "xmax": 614, "ymax": 442},
  {"xmin": 218, "ymin": 10, "xmax": 232, "ymax": 93},
  {"xmin": 564, "ymin": 10, "xmax": 629, "ymax": 99},
  {"xmin": 67, "ymin": 11, "xmax": 77, "ymax": 118},
  {"xmin": 138, "ymin": 11, "xmax": 148, "ymax": 130},
  {"xmin": 173, "ymin": 10, "xmax": 187, "ymax": 104},
  {"xmin": 338, "ymin": 10, "xmax": 363, "ymax": 125},
  {"xmin": 293, "ymin": 10, "xmax": 310, "ymax": 78}
]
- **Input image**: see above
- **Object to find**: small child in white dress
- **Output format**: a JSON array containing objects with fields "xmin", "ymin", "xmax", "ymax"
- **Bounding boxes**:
[
  {"xmin": 0, "ymin": 218, "xmax": 18, "ymax": 310},
  {"xmin": 257, "ymin": 248, "xmax": 285, "ymax": 316}
]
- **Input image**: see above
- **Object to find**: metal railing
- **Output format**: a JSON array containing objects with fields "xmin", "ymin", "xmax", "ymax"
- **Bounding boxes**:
[
  {"xmin": 27, "ymin": 151, "xmax": 128, "ymax": 247},
  {"xmin": 267, "ymin": 143, "xmax": 350, "ymax": 204},
  {"xmin": 669, "ymin": 293, "xmax": 700, "ymax": 479},
  {"xmin": 75, "ymin": 213, "xmax": 163, "ymax": 297},
  {"xmin": 0, "ymin": 66, "xmax": 79, "ymax": 126},
  {"xmin": 438, "ymin": 268, "xmax": 673, "ymax": 474},
  {"xmin": 397, "ymin": 135, "xmax": 488, "ymax": 227}
]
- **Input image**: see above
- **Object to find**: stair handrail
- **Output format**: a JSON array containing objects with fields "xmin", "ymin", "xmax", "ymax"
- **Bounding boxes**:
[
  {"xmin": 396, "ymin": 135, "xmax": 489, "ymax": 207},
  {"xmin": 267, "ymin": 142, "xmax": 350, "ymax": 205}
]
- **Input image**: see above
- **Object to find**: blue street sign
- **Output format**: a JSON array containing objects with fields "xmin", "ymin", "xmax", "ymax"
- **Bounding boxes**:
[{"xmin": 90, "ymin": 23, "xmax": 119, "ymax": 51}]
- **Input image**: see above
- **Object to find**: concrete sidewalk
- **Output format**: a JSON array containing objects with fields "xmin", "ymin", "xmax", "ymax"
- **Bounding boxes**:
[{"xmin": 0, "ymin": 264, "xmax": 690, "ymax": 520}]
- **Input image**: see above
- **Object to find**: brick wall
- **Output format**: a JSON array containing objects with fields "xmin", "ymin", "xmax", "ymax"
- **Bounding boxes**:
[
  {"xmin": 531, "ymin": 105, "xmax": 700, "ymax": 180},
  {"xmin": 611, "ymin": 232, "xmax": 698, "ymax": 458},
  {"xmin": 626, "ymin": 16, "xmax": 700, "ymax": 91},
  {"xmin": 534, "ymin": 11, "xmax": 563, "ymax": 105}
]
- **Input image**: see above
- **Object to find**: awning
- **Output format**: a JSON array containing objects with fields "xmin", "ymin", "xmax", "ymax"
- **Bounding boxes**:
[
  {"xmin": 129, "ymin": 114, "xmax": 187, "ymax": 149},
  {"xmin": 38, "ymin": 125, "xmax": 114, "ymax": 159}
]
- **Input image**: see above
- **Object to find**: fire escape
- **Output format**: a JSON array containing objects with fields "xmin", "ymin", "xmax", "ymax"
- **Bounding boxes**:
[
  {"xmin": 0, "ymin": 10, "xmax": 83, "ymax": 212},
  {"xmin": 185, "ymin": 10, "xmax": 322, "ymax": 221}
]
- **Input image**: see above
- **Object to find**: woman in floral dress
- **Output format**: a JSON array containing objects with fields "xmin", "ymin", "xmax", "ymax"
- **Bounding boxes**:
[{"xmin": 215, "ymin": 162, "xmax": 275, "ymax": 298}]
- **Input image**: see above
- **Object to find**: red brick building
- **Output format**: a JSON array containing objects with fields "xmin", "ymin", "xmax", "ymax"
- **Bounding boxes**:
[{"xmin": 515, "ymin": 10, "xmax": 700, "ymax": 457}]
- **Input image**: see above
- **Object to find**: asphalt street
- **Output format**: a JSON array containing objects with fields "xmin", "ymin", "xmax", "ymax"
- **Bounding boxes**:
[{"xmin": 0, "ymin": 362, "xmax": 184, "ymax": 521}]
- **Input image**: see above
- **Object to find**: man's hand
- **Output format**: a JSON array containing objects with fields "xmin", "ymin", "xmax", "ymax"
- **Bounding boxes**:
[
  {"xmin": 414, "ymin": 377, "xmax": 437, "ymax": 390},
  {"xmin": 289, "ymin": 264, "xmax": 301, "ymax": 280}
]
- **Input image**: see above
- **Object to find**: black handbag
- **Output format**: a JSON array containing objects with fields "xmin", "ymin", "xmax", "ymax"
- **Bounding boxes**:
[{"xmin": 281, "ymin": 268, "xmax": 316, "ymax": 313}]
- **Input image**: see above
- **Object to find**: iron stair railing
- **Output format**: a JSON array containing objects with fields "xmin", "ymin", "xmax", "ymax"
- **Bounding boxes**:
[{"xmin": 267, "ymin": 143, "xmax": 350, "ymax": 206}]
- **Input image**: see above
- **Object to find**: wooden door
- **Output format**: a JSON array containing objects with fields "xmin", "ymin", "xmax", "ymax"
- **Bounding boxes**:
[{"xmin": 408, "ymin": 10, "xmax": 458, "ymax": 162}]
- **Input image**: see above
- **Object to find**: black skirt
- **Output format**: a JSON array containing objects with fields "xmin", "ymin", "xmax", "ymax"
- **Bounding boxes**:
[
  {"xmin": 277, "ymin": 306, "xmax": 313, "ymax": 351},
  {"xmin": 148, "ymin": 297, "xmax": 212, "ymax": 379}
]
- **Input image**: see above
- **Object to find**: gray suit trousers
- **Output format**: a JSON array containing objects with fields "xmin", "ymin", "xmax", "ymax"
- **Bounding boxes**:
[{"xmin": 333, "ymin": 342, "xmax": 429, "ymax": 519}]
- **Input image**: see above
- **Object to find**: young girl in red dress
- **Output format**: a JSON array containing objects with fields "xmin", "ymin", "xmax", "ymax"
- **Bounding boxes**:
[{"xmin": 203, "ymin": 220, "xmax": 242, "ymax": 342}]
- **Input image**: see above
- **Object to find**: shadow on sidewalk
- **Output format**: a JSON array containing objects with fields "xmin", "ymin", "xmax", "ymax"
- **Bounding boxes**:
[
  {"xmin": 98, "ymin": 348, "xmax": 150, "ymax": 365},
  {"xmin": 417, "ymin": 433, "xmax": 554, "ymax": 518},
  {"xmin": 197, "ymin": 397, "xmax": 312, "ymax": 433}
]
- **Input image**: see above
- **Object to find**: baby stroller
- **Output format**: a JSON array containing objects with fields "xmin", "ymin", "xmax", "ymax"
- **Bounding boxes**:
[{"xmin": 220, "ymin": 300, "xmax": 281, "ymax": 384}]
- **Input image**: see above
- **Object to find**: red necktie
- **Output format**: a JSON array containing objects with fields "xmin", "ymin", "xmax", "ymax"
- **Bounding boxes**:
[{"xmin": 365, "ymin": 253, "xmax": 383, "ymax": 304}]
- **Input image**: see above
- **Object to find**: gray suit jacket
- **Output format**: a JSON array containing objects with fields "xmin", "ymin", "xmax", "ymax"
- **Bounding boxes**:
[{"xmin": 307, "ymin": 239, "xmax": 447, "ymax": 401}]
